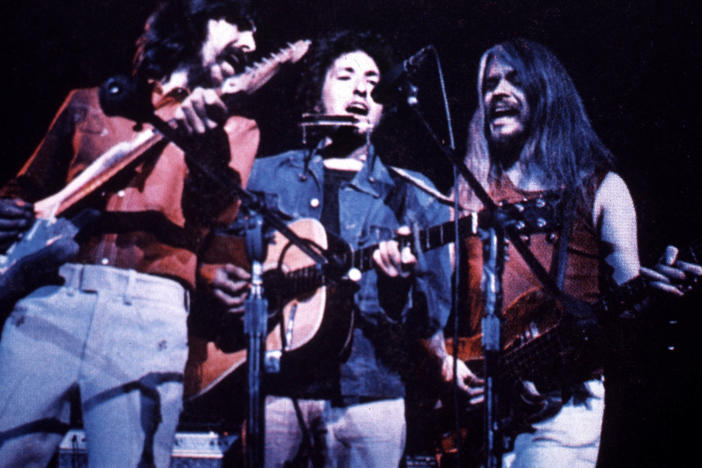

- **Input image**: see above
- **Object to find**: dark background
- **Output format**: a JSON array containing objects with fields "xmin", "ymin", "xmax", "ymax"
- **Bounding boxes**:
[{"xmin": 2, "ymin": 1, "xmax": 701, "ymax": 465}]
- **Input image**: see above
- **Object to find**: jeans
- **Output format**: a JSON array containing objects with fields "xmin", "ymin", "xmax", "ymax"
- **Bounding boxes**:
[{"xmin": 0, "ymin": 263, "xmax": 189, "ymax": 467}]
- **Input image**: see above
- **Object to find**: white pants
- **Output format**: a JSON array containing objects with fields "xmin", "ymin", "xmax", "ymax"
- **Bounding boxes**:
[
  {"xmin": 0, "ymin": 264, "xmax": 189, "ymax": 467},
  {"xmin": 504, "ymin": 379, "xmax": 605, "ymax": 468},
  {"xmin": 264, "ymin": 396, "xmax": 406, "ymax": 467}
]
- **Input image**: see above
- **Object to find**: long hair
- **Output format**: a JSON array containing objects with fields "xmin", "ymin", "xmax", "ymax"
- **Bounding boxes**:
[
  {"xmin": 133, "ymin": 0, "xmax": 254, "ymax": 82},
  {"xmin": 459, "ymin": 39, "xmax": 615, "ymax": 209}
]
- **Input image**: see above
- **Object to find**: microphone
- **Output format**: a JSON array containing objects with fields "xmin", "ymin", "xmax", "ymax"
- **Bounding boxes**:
[
  {"xmin": 371, "ymin": 46, "xmax": 432, "ymax": 104},
  {"xmin": 99, "ymin": 74, "xmax": 154, "ymax": 123}
]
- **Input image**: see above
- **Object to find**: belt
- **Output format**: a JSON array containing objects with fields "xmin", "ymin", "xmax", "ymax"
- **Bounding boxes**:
[{"xmin": 58, "ymin": 263, "xmax": 189, "ymax": 309}]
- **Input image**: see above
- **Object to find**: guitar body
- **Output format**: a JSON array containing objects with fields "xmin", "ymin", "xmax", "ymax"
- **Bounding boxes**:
[{"xmin": 184, "ymin": 218, "xmax": 356, "ymax": 403}]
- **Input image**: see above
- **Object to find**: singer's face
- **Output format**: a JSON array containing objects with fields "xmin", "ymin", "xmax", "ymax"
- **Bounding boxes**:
[
  {"xmin": 482, "ymin": 56, "xmax": 530, "ymax": 145},
  {"xmin": 320, "ymin": 51, "xmax": 384, "ymax": 133},
  {"xmin": 199, "ymin": 18, "xmax": 257, "ymax": 86}
]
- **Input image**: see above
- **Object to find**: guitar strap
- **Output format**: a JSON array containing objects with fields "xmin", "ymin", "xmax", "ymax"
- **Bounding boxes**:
[
  {"xmin": 550, "ymin": 188, "xmax": 577, "ymax": 289},
  {"xmin": 388, "ymin": 166, "xmax": 455, "ymax": 205},
  {"xmin": 548, "ymin": 188, "xmax": 597, "ymax": 404}
]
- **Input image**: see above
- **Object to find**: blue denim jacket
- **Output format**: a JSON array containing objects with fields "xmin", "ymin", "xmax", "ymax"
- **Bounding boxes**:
[{"xmin": 248, "ymin": 146, "xmax": 451, "ymax": 399}]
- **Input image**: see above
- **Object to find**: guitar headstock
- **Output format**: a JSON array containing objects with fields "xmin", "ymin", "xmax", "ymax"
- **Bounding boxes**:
[
  {"xmin": 221, "ymin": 39, "xmax": 311, "ymax": 96},
  {"xmin": 479, "ymin": 192, "xmax": 563, "ymax": 237}
]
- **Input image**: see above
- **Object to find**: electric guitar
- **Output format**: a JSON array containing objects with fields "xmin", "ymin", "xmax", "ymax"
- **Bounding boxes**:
[
  {"xmin": 183, "ymin": 194, "xmax": 563, "ymax": 401},
  {"xmin": 0, "ymin": 40, "xmax": 311, "ymax": 289}
]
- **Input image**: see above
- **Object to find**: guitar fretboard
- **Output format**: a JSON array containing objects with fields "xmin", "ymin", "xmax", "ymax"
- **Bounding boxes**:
[{"xmin": 349, "ymin": 214, "xmax": 476, "ymax": 272}]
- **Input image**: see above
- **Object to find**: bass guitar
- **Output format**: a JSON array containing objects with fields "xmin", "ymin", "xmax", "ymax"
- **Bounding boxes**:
[{"xmin": 449, "ymin": 238, "xmax": 701, "ymax": 432}]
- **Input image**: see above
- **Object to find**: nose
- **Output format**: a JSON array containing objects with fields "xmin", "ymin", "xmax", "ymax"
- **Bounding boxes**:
[
  {"xmin": 353, "ymin": 78, "xmax": 369, "ymax": 97},
  {"xmin": 492, "ymin": 78, "xmax": 511, "ymax": 96},
  {"xmin": 236, "ymin": 30, "xmax": 256, "ymax": 53}
]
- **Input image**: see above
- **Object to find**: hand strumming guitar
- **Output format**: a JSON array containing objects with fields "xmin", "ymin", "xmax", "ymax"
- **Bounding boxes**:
[
  {"xmin": 425, "ymin": 330, "xmax": 484, "ymax": 405},
  {"xmin": 212, "ymin": 263, "xmax": 251, "ymax": 315},
  {"xmin": 212, "ymin": 226, "xmax": 421, "ymax": 314}
]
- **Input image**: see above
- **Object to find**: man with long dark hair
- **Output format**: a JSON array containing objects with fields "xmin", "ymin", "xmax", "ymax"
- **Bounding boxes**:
[
  {"xmin": 209, "ymin": 30, "xmax": 479, "ymax": 466},
  {"xmin": 457, "ymin": 39, "xmax": 700, "ymax": 467},
  {"xmin": 0, "ymin": 1, "xmax": 259, "ymax": 465}
]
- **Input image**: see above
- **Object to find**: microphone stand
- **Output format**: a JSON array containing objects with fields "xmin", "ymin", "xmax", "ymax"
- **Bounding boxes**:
[
  {"xmin": 243, "ymin": 214, "xmax": 267, "ymax": 468},
  {"xmin": 98, "ymin": 76, "xmax": 330, "ymax": 468},
  {"xmin": 396, "ymin": 47, "xmax": 569, "ymax": 468}
]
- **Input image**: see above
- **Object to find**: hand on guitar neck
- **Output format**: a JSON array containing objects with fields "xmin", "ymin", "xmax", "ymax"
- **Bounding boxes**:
[{"xmin": 371, "ymin": 225, "xmax": 417, "ymax": 279}]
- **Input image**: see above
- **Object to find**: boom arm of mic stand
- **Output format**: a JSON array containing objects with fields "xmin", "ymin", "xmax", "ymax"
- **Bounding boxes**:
[
  {"xmin": 407, "ymin": 104, "xmax": 565, "ymax": 301},
  {"xmin": 141, "ymin": 114, "xmax": 329, "ymax": 267}
]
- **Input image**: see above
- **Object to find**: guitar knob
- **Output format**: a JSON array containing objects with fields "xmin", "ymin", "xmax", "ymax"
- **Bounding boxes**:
[
  {"xmin": 536, "ymin": 218, "xmax": 547, "ymax": 229},
  {"xmin": 514, "ymin": 220, "xmax": 526, "ymax": 231},
  {"xmin": 513, "ymin": 202, "xmax": 525, "ymax": 212},
  {"xmin": 535, "ymin": 198, "xmax": 546, "ymax": 208}
]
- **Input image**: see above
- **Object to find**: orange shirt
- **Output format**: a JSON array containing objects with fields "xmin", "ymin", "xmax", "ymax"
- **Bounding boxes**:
[{"xmin": 2, "ymin": 87, "xmax": 259, "ymax": 289}]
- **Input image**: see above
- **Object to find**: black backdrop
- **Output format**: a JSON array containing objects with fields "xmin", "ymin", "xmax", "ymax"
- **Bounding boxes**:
[{"xmin": 2, "ymin": 1, "xmax": 701, "ymax": 465}]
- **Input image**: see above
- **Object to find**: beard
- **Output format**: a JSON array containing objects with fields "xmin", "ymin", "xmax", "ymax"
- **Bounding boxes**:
[
  {"xmin": 187, "ymin": 47, "xmax": 250, "ymax": 89},
  {"xmin": 487, "ymin": 124, "xmax": 527, "ymax": 171}
]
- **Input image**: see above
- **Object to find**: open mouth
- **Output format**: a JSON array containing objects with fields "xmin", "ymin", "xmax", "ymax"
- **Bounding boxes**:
[
  {"xmin": 218, "ymin": 48, "xmax": 248, "ymax": 71},
  {"xmin": 346, "ymin": 102, "xmax": 369, "ymax": 116},
  {"xmin": 489, "ymin": 101, "xmax": 520, "ymax": 121}
]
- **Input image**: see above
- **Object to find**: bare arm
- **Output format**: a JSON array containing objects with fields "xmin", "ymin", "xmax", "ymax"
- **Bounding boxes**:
[
  {"xmin": 594, "ymin": 172, "xmax": 702, "ymax": 295},
  {"xmin": 593, "ymin": 172, "xmax": 641, "ymax": 285}
]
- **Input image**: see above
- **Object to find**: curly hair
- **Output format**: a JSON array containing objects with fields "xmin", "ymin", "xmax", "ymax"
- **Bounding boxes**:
[
  {"xmin": 460, "ymin": 38, "xmax": 615, "ymax": 208},
  {"xmin": 133, "ymin": 0, "xmax": 254, "ymax": 82},
  {"xmin": 299, "ymin": 30, "xmax": 396, "ymax": 114}
]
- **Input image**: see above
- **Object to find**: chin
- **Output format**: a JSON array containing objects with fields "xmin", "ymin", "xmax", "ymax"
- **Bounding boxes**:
[{"xmin": 490, "ymin": 125, "xmax": 524, "ymax": 143}]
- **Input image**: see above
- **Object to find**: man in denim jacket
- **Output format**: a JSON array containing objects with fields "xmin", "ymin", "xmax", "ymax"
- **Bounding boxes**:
[{"xmin": 209, "ymin": 30, "xmax": 480, "ymax": 467}]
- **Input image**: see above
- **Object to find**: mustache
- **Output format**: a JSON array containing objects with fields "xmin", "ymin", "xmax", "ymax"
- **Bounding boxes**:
[{"xmin": 488, "ymin": 99, "xmax": 520, "ymax": 118}]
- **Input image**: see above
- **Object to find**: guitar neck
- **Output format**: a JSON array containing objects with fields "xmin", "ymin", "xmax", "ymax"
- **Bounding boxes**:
[
  {"xmin": 33, "ymin": 40, "xmax": 310, "ymax": 219},
  {"xmin": 350, "ymin": 214, "xmax": 476, "ymax": 272}
]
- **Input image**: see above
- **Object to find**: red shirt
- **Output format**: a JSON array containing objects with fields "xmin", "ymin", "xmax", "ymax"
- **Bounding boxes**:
[
  {"xmin": 1, "ymin": 87, "xmax": 259, "ymax": 289},
  {"xmin": 462, "ymin": 175, "xmax": 602, "ymax": 336}
]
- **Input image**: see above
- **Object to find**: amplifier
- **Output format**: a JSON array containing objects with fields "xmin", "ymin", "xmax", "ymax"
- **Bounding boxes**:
[{"xmin": 58, "ymin": 429, "xmax": 239, "ymax": 467}]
